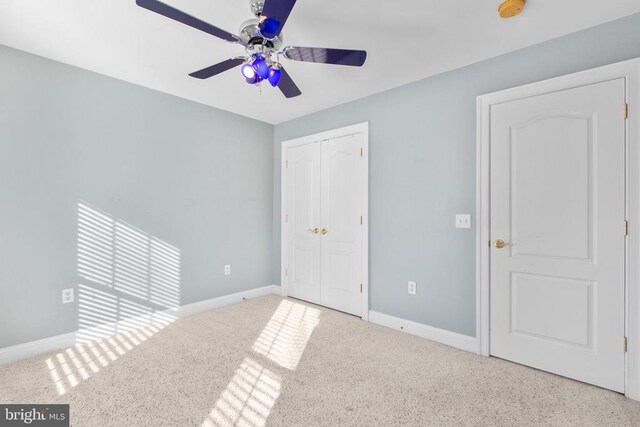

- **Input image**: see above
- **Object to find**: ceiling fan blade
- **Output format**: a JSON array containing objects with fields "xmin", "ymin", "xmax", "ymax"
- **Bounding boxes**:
[
  {"xmin": 278, "ymin": 66, "xmax": 302, "ymax": 98},
  {"xmin": 283, "ymin": 47, "xmax": 367, "ymax": 67},
  {"xmin": 189, "ymin": 58, "xmax": 245, "ymax": 79},
  {"xmin": 136, "ymin": 0, "xmax": 238, "ymax": 43},
  {"xmin": 258, "ymin": 0, "xmax": 297, "ymax": 39}
]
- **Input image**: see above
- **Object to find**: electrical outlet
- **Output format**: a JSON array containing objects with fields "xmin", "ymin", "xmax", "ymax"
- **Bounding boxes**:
[
  {"xmin": 408, "ymin": 281, "xmax": 417, "ymax": 295},
  {"xmin": 455, "ymin": 214, "xmax": 472, "ymax": 229},
  {"xmin": 62, "ymin": 288, "xmax": 74, "ymax": 304},
  {"xmin": 225, "ymin": 265, "xmax": 231, "ymax": 275}
]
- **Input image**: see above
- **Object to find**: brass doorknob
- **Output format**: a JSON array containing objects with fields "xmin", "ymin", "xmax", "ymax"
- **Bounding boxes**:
[
  {"xmin": 308, "ymin": 228, "xmax": 319, "ymax": 234},
  {"xmin": 321, "ymin": 228, "xmax": 328, "ymax": 235},
  {"xmin": 493, "ymin": 239, "xmax": 511, "ymax": 249}
]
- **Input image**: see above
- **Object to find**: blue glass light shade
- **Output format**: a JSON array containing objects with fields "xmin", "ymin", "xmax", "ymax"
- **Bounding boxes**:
[
  {"xmin": 252, "ymin": 55, "xmax": 270, "ymax": 79},
  {"xmin": 241, "ymin": 63, "xmax": 256, "ymax": 79},
  {"xmin": 259, "ymin": 18, "xmax": 281, "ymax": 39},
  {"xmin": 268, "ymin": 67, "xmax": 282, "ymax": 87}
]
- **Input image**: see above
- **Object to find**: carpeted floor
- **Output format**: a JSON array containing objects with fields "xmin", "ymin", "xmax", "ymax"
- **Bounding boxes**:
[{"xmin": 2, "ymin": 295, "xmax": 640, "ymax": 426}]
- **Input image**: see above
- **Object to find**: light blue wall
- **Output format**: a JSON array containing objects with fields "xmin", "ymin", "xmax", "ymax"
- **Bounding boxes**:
[
  {"xmin": 273, "ymin": 13, "xmax": 640, "ymax": 337},
  {"xmin": 0, "ymin": 45, "xmax": 274, "ymax": 348},
  {"xmin": 4, "ymin": 13, "xmax": 640, "ymax": 349}
]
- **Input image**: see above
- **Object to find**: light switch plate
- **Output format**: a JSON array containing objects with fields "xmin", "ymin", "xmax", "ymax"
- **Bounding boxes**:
[{"xmin": 455, "ymin": 214, "xmax": 471, "ymax": 229}]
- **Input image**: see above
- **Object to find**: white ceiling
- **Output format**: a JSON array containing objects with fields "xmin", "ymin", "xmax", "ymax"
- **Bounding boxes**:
[{"xmin": 2, "ymin": 0, "xmax": 640, "ymax": 124}]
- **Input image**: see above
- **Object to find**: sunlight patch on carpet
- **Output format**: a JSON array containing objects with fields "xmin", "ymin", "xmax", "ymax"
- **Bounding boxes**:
[
  {"xmin": 201, "ymin": 358, "xmax": 281, "ymax": 427},
  {"xmin": 251, "ymin": 299, "xmax": 320, "ymax": 370}
]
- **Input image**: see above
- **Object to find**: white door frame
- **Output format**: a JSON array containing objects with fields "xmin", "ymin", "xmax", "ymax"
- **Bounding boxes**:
[
  {"xmin": 477, "ymin": 57, "xmax": 640, "ymax": 400},
  {"xmin": 280, "ymin": 122, "xmax": 370, "ymax": 320}
]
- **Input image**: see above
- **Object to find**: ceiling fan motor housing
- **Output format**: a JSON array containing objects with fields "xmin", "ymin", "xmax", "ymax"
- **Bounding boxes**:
[{"xmin": 239, "ymin": 19, "xmax": 283, "ymax": 49}]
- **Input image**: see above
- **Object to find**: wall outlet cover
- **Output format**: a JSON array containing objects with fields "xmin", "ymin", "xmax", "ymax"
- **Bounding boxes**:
[
  {"xmin": 408, "ymin": 281, "xmax": 417, "ymax": 295},
  {"xmin": 224, "ymin": 265, "xmax": 231, "ymax": 275},
  {"xmin": 62, "ymin": 288, "xmax": 74, "ymax": 304}
]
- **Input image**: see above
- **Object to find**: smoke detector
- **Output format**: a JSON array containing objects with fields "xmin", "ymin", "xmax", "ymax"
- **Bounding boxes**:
[{"xmin": 498, "ymin": 0, "xmax": 525, "ymax": 18}]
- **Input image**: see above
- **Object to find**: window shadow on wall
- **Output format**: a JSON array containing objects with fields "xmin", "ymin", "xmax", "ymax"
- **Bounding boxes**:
[{"xmin": 45, "ymin": 201, "xmax": 181, "ymax": 395}]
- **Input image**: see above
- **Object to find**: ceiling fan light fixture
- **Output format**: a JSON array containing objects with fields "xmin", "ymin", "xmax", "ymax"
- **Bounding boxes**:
[
  {"xmin": 252, "ymin": 55, "xmax": 270, "ymax": 79},
  {"xmin": 245, "ymin": 73, "xmax": 260, "ymax": 84},
  {"xmin": 268, "ymin": 66, "xmax": 282, "ymax": 87},
  {"xmin": 136, "ymin": 0, "xmax": 367, "ymax": 98},
  {"xmin": 241, "ymin": 63, "xmax": 256, "ymax": 79}
]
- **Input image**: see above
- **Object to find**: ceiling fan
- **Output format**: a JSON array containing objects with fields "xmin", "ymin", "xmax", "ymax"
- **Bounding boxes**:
[{"xmin": 136, "ymin": 0, "xmax": 368, "ymax": 98}]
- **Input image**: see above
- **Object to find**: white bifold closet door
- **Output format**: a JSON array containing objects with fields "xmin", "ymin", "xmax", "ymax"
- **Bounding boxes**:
[{"xmin": 286, "ymin": 134, "xmax": 364, "ymax": 316}]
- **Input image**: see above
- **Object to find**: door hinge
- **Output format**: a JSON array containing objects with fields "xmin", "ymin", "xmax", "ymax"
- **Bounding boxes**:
[
  {"xmin": 360, "ymin": 147, "xmax": 363, "ymax": 157},
  {"xmin": 360, "ymin": 215, "xmax": 363, "ymax": 225},
  {"xmin": 624, "ymin": 220, "xmax": 629, "ymax": 236},
  {"xmin": 360, "ymin": 283, "xmax": 363, "ymax": 293},
  {"xmin": 625, "ymin": 103, "xmax": 629, "ymax": 120},
  {"xmin": 624, "ymin": 336, "xmax": 628, "ymax": 353},
  {"xmin": 286, "ymin": 160, "xmax": 288, "ymax": 168},
  {"xmin": 285, "ymin": 268, "xmax": 288, "ymax": 277}
]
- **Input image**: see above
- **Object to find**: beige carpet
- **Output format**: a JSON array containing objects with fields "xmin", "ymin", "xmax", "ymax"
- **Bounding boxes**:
[{"xmin": 1, "ymin": 295, "xmax": 640, "ymax": 426}]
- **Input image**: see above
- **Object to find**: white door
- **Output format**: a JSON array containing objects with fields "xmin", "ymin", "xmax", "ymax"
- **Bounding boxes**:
[
  {"xmin": 320, "ymin": 134, "xmax": 364, "ymax": 316},
  {"xmin": 490, "ymin": 78, "xmax": 626, "ymax": 392},
  {"xmin": 286, "ymin": 143, "xmax": 321, "ymax": 304}
]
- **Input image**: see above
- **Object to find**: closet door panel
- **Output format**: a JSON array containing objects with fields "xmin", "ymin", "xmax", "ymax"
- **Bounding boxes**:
[
  {"xmin": 320, "ymin": 134, "xmax": 364, "ymax": 315},
  {"xmin": 286, "ymin": 143, "xmax": 322, "ymax": 304}
]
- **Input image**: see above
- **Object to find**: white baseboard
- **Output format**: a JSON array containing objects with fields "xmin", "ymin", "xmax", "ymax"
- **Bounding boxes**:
[
  {"xmin": 0, "ymin": 285, "xmax": 281, "ymax": 366},
  {"xmin": 368, "ymin": 311, "xmax": 478, "ymax": 353},
  {"xmin": 0, "ymin": 332, "xmax": 77, "ymax": 367},
  {"xmin": 175, "ymin": 285, "xmax": 280, "ymax": 318}
]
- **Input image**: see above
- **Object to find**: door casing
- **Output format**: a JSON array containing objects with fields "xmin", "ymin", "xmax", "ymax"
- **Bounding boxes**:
[
  {"xmin": 477, "ymin": 57, "xmax": 640, "ymax": 400},
  {"xmin": 280, "ymin": 122, "xmax": 369, "ymax": 320}
]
